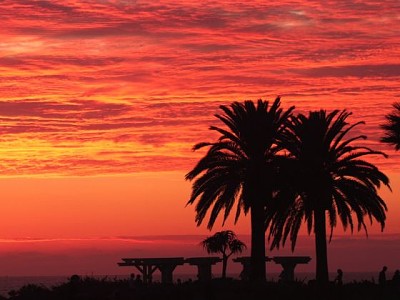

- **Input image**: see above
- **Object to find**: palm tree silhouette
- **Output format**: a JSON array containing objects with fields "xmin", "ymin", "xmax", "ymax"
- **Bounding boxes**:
[
  {"xmin": 186, "ymin": 98, "xmax": 294, "ymax": 282},
  {"xmin": 381, "ymin": 102, "xmax": 400, "ymax": 150},
  {"xmin": 201, "ymin": 230, "xmax": 246, "ymax": 278},
  {"xmin": 266, "ymin": 110, "xmax": 390, "ymax": 285}
]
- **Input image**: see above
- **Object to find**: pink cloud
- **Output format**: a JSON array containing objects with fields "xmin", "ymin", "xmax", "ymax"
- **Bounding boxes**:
[{"xmin": 0, "ymin": 0, "xmax": 398, "ymax": 175}]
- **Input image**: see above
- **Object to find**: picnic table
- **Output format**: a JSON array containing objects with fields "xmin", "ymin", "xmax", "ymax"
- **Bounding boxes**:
[
  {"xmin": 118, "ymin": 257, "xmax": 185, "ymax": 284},
  {"xmin": 272, "ymin": 256, "xmax": 312, "ymax": 282},
  {"xmin": 118, "ymin": 256, "xmax": 222, "ymax": 283}
]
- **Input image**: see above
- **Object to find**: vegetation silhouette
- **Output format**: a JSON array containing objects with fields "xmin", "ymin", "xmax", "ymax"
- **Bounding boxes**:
[
  {"xmin": 201, "ymin": 230, "xmax": 246, "ymax": 278},
  {"xmin": 392, "ymin": 270, "xmax": 400, "ymax": 285},
  {"xmin": 265, "ymin": 109, "xmax": 390, "ymax": 285},
  {"xmin": 3, "ymin": 275, "xmax": 400, "ymax": 300},
  {"xmin": 381, "ymin": 102, "xmax": 400, "ymax": 150},
  {"xmin": 185, "ymin": 97, "xmax": 294, "ymax": 282}
]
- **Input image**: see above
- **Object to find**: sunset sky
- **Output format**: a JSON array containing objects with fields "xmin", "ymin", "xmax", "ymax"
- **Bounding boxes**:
[{"xmin": 0, "ymin": 0, "xmax": 399, "ymax": 277}]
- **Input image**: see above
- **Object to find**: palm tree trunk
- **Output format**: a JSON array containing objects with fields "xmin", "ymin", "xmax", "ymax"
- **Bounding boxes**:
[
  {"xmin": 314, "ymin": 207, "xmax": 329, "ymax": 285},
  {"xmin": 250, "ymin": 200, "xmax": 266, "ymax": 282},
  {"xmin": 222, "ymin": 255, "xmax": 227, "ymax": 278}
]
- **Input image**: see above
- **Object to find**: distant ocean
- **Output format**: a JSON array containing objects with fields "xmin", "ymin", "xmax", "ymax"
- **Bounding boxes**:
[{"xmin": 0, "ymin": 272, "xmax": 383, "ymax": 297}]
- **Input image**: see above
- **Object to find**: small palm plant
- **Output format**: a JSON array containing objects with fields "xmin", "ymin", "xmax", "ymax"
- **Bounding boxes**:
[
  {"xmin": 381, "ymin": 102, "xmax": 400, "ymax": 150},
  {"xmin": 201, "ymin": 230, "xmax": 246, "ymax": 278}
]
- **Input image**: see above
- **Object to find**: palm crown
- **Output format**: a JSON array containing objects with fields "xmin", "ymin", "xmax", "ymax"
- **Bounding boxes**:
[
  {"xmin": 186, "ymin": 98, "xmax": 294, "ymax": 227},
  {"xmin": 381, "ymin": 102, "xmax": 400, "ymax": 150}
]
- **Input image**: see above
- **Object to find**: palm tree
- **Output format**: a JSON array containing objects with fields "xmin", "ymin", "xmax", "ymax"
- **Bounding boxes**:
[
  {"xmin": 266, "ymin": 110, "xmax": 390, "ymax": 285},
  {"xmin": 201, "ymin": 230, "xmax": 246, "ymax": 278},
  {"xmin": 185, "ymin": 98, "xmax": 294, "ymax": 282},
  {"xmin": 381, "ymin": 102, "xmax": 400, "ymax": 150}
]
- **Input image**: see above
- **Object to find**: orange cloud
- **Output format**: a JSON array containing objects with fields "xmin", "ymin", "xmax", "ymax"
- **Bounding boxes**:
[{"xmin": 1, "ymin": 1, "xmax": 398, "ymax": 176}]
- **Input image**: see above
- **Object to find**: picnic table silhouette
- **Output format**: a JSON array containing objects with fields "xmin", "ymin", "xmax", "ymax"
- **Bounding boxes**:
[
  {"xmin": 118, "ymin": 256, "xmax": 222, "ymax": 284},
  {"xmin": 232, "ymin": 256, "xmax": 311, "ymax": 282},
  {"xmin": 272, "ymin": 256, "xmax": 311, "ymax": 282},
  {"xmin": 118, "ymin": 255, "xmax": 311, "ymax": 283}
]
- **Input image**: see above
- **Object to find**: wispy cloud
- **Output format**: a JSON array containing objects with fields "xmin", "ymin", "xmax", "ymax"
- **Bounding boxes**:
[{"xmin": 0, "ymin": 0, "xmax": 399, "ymax": 176}]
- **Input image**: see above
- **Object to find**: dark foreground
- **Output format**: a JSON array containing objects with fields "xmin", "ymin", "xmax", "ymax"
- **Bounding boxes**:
[{"xmin": 3, "ymin": 276, "xmax": 400, "ymax": 300}]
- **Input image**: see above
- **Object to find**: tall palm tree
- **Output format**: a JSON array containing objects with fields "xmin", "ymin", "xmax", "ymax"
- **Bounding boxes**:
[
  {"xmin": 381, "ymin": 102, "xmax": 400, "ymax": 150},
  {"xmin": 201, "ymin": 230, "xmax": 246, "ymax": 278},
  {"xmin": 266, "ymin": 110, "xmax": 390, "ymax": 285},
  {"xmin": 186, "ymin": 98, "xmax": 294, "ymax": 282}
]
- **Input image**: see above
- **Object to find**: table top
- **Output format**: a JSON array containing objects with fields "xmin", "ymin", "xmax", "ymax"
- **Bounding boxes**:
[{"xmin": 272, "ymin": 256, "xmax": 311, "ymax": 264}]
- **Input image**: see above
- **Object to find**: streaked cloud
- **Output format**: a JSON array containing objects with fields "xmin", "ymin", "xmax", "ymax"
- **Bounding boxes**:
[
  {"xmin": 292, "ymin": 64, "xmax": 400, "ymax": 78},
  {"xmin": 0, "ymin": 0, "xmax": 399, "ymax": 176}
]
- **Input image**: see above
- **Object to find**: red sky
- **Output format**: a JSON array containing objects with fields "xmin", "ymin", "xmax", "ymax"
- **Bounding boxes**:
[{"xmin": 0, "ymin": 0, "xmax": 399, "ymax": 277}]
